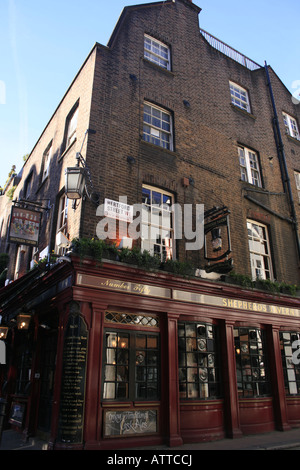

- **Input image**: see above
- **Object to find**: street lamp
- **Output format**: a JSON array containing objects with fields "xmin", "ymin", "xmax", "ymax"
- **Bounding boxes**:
[
  {"xmin": 17, "ymin": 314, "xmax": 31, "ymax": 331},
  {"xmin": 0, "ymin": 327, "xmax": 8, "ymax": 340},
  {"xmin": 65, "ymin": 166, "xmax": 86, "ymax": 200},
  {"xmin": 65, "ymin": 129, "xmax": 99, "ymax": 206}
]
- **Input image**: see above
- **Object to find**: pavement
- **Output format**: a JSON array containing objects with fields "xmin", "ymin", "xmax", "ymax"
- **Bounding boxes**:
[{"xmin": 1, "ymin": 427, "xmax": 300, "ymax": 451}]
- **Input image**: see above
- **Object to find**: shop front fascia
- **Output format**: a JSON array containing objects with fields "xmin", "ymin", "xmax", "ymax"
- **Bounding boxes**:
[
  {"xmin": 1, "ymin": 254, "xmax": 300, "ymax": 449},
  {"xmin": 64, "ymin": 255, "xmax": 300, "ymax": 449}
]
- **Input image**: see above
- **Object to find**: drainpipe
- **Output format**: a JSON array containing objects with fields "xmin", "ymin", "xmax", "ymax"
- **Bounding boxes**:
[{"xmin": 264, "ymin": 62, "xmax": 300, "ymax": 262}]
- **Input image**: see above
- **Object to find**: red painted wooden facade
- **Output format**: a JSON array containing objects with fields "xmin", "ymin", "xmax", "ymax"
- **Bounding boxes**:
[{"xmin": 1, "ymin": 255, "xmax": 300, "ymax": 449}]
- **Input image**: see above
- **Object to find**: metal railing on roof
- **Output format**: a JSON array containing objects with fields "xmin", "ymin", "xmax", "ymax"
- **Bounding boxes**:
[{"xmin": 200, "ymin": 28, "xmax": 261, "ymax": 71}]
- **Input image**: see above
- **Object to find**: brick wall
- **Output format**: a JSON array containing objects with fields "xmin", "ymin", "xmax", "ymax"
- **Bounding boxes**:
[
  {"xmin": 1, "ymin": 0, "xmax": 299, "ymax": 284},
  {"xmin": 1, "ymin": 47, "xmax": 97, "ymax": 280},
  {"xmin": 83, "ymin": 0, "xmax": 300, "ymax": 284}
]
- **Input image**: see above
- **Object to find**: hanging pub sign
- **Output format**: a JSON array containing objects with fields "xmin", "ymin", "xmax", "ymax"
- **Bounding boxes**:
[
  {"xmin": 204, "ymin": 206, "xmax": 233, "ymax": 273},
  {"xmin": 8, "ymin": 205, "xmax": 41, "ymax": 247}
]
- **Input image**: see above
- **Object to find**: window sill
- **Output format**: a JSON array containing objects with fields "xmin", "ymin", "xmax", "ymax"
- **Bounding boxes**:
[
  {"xmin": 140, "ymin": 139, "xmax": 176, "ymax": 156},
  {"xmin": 230, "ymin": 104, "xmax": 256, "ymax": 120},
  {"xmin": 241, "ymin": 180, "xmax": 263, "ymax": 190},
  {"xmin": 143, "ymin": 58, "xmax": 175, "ymax": 77},
  {"xmin": 58, "ymin": 138, "xmax": 77, "ymax": 162},
  {"xmin": 35, "ymin": 176, "xmax": 48, "ymax": 194},
  {"xmin": 286, "ymin": 134, "xmax": 300, "ymax": 146}
]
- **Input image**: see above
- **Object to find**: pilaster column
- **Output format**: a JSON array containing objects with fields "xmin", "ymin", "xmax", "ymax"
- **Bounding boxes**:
[
  {"xmin": 267, "ymin": 325, "xmax": 290, "ymax": 431},
  {"xmin": 221, "ymin": 319, "xmax": 242, "ymax": 438},
  {"xmin": 166, "ymin": 313, "xmax": 183, "ymax": 447}
]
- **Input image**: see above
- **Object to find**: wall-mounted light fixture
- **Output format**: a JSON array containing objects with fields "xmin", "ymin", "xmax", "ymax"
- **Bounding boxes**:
[
  {"xmin": 65, "ymin": 129, "xmax": 99, "ymax": 207},
  {"xmin": 127, "ymin": 156, "xmax": 136, "ymax": 165},
  {"xmin": 17, "ymin": 314, "xmax": 32, "ymax": 331},
  {"xmin": 0, "ymin": 327, "xmax": 8, "ymax": 340}
]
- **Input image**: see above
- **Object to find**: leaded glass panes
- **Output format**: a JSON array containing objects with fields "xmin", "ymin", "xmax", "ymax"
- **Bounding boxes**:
[
  {"xmin": 234, "ymin": 327, "xmax": 271, "ymax": 398},
  {"xmin": 103, "ymin": 329, "xmax": 160, "ymax": 401},
  {"xmin": 178, "ymin": 322, "xmax": 222, "ymax": 399},
  {"xmin": 280, "ymin": 331, "xmax": 300, "ymax": 395}
]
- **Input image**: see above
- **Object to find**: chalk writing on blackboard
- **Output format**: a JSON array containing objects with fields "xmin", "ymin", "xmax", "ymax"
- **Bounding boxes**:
[{"xmin": 104, "ymin": 409, "xmax": 158, "ymax": 437}]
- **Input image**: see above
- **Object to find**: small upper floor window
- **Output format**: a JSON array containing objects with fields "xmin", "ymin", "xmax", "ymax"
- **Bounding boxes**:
[
  {"xmin": 54, "ymin": 193, "xmax": 68, "ymax": 255},
  {"xmin": 41, "ymin": 141, "xmax": 52, "ymax": 182},
  {"xmin": 63, "ymin": 103, "xmax": 79, "ymax": 153},
  {"xmin": 144, "ymin": 34, "xmax": 171, "ymax": 71},
  {"xmin": 247, "ymin": 220, "xmax": 273, "ymax": 281},
  {"xmin": 238, "ymin": 145, "xmax": 261, "ymax": 187},
  {"xmin": 230, "ymin": 81, "xmax": 251, "ymax": 113},
  {"xmin": 294, "ymin": 171, "xmax": 300, "ymax": 203},
  {"xmin": 23, "ymin": 171, "xmax": 33, "ymax": 199},
  {"xmin": 283, "ymin": 112, "xmax": 300, "ymax": 140},
  {"xmin": 142, "ymin": 185, "xmax": 174, "ymax": 262},
  {"xmin": 143, "ymin": 102, "xmax": 173, "ymax": 151}
]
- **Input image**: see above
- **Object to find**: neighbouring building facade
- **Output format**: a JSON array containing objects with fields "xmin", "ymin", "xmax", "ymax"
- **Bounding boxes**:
[{"xmin": 1, "ymin": 0, "xmax": 300, "ymax": 450}]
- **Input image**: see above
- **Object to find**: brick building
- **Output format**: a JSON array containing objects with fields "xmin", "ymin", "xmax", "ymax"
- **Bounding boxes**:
[{"xmin": 0, "ymin": 0, "xmax": 300, "ymax": 450}]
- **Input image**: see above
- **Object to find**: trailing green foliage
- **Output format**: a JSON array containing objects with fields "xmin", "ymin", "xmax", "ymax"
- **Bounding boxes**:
[
  {"xmin": 225, "ymin": 271, "xmax": 299, "ymax": 297},
  {"xmin": 71, "ymin": 238, "xmax": 193, "ymax": 277}
]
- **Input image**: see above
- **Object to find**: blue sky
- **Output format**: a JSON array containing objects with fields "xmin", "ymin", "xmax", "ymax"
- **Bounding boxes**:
[{"xmin": 0, "ymin": 0, "xmax": 299, "ymax": 188}]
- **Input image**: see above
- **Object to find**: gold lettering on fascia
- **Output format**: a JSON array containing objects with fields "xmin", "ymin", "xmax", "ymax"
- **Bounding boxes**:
[
  {"xmin": 172, "ymin": 290, "xmax": 300, "ymax": 318},
  {"xmin": 76, "ymin": 274, "xmax": 300, "ymax": 318},
  {"xmin": 76, "ymin": 274, "xmax": 171, "ymax": 299},
  {"xmin": 222, "ymin": 298, "xmax": 300, "ymax": 317}
]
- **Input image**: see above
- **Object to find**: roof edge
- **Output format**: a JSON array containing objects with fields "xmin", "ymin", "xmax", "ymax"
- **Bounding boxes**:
[{"xmin": 107, "ymin": 0, "xmax": 201, "ymax": 49}]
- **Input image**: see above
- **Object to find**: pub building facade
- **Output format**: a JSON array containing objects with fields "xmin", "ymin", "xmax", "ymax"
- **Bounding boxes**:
[{"xmin": 1, "ymin": 0, "xmax": 300, "ymax": 450}]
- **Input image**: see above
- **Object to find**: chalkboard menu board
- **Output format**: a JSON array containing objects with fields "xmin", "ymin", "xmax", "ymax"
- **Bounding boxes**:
[
  {"xmin": 104, "ymin": 409, "xmax": 158, "ymax": 437},
  {"xmin": 57, "ymin": 308, "xmax": 88, "ymax": 444}
]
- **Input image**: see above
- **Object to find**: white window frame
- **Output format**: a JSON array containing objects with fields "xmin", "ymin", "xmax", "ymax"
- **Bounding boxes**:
[
  {"xmin": 283, "ymin": 112, "xmax": 300, "ymax": 140},
  {"xmin": 54, "ymin": 194, "xmax": 68, "ymax": 255},
  {"xmin": 230, "ymin": 81, "xmax": 251, "ymax": 113},
  {"xmin": 141, "ymin": 185, "xmax": 175, "ymax": 262},
  {"xmin": 42, "ymin": 142, "xmax": 52, "ymax": 182},
  {"xmin": 294, "ymin": 171, "xmax": 300, "ymax": 203},
  {"xmin": 144, "ymin": 34, "xmax": 171, "ymax": 71},
  {"xmin": 238, "ymin": 146, "xmax": 262, "ymax": 187},
  {"xmin": 143, "ymin": 102, "xmax": 173, "ymax": 151},
  {"xmin": 66, "ymin": 106, "xmax": 79, "ymax": 148},
  {"xmin": 247, "ymin": 220, "xmax": 273, "ymax": 281}
]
